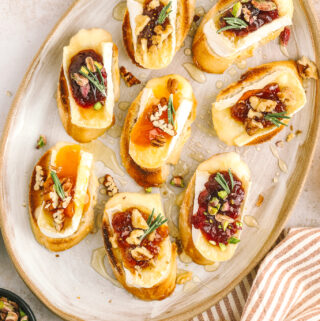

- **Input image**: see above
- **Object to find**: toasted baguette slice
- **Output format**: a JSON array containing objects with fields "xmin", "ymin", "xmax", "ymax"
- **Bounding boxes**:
[
  {"xmin": 123, "ymin": 0, "xmax": 195, "ymax": 69},
  {"xmin": 102, "ymin": 193, "xmax": 177, "ymax": 300},
  {"xmin": 121, "ymin": 74, "xmax": 197, "ymax": 187},
  {"xmin": 212, "ymin": 61, "xmax": 306, "ymax": 146},
  {"xmin": 179, "ymin": 152, "xmax": 250, "ymax": 265},
  {"xmin": 57, "ymin": 28, "xmax": 120, "ymax": 143},
  {"xmin": 29, "ymin": 143, "xmax": 98, "ymax": 252},
  {"xmin": 192, "ymin": 0, "xmax": 294, "ymax": 74}
]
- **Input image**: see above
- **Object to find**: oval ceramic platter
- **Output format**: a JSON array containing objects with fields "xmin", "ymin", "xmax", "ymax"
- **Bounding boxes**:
[{"xmin": 0, "ymin": 0, "xmax": 319, "ymax": 320}]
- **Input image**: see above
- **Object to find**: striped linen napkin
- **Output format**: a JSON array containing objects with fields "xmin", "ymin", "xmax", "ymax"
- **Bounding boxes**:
[{"xmin": 192, "ymin": 228, "xmax": 320, "ymax": 321}]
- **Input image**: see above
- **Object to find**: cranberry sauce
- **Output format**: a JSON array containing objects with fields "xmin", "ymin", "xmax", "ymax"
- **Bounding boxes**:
[
  {"xmin": 68, "ymin": 49, "xmax": 107, "ymax": 108},
  {"xmin": 191, "ymin": 171, "xmax": 244, "ymax": 245},
  {"xmin": 231, "ymin": 83, "xmax": 285, "ymax": 127},
  {"xmin": 220, "ymin": 1, "xmax": 279, "ymax": 37},
  {"xmin": 138, "ymin": 1, "xmax": 170, "ymax": 48},
  {"xmin": 112, "ymin": 208, "xmax": 169, "ymax": 270}
]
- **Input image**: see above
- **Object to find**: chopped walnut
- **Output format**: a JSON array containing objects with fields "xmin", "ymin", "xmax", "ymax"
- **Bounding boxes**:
[
  {"xmin": 130, "ymin": 246, "xmax": 153, "ymax": 261},
  {"xmin": 278, "ymin": 87, "xmax": 296, "ymax": 105},
  {"xmin": 151, "ymin": 24, "xmax": 173, "ymax": 46},
  {"xmin": 34, "ymin": 165, "xmax": 44, "ymax": 191},
  {"xmin": 297, "ymin": 56, "xmax": 318, "ymax": 80},
  {"xmin": 249, "ymin": 96, "xmax": 277, "ymax": 113},
  {"xmin": 247, "ymin": 109, "xmax": 263, "ymax": 119},
  {"xmin": 132, "ymin": 209, "xmax": 149, "ymax": 230},
  {"xmin": 126, "ymin": 230, "xmax": 144, "ymax": 245},
  {"xmin": 135, "ymin": 14, "xmax": 151, "ymax": 36},
  {"xmin": 245, "ymin": 118, "xmax": 264, "ymax": 136},
  {"xmin": 148, "ymin": 0, "xmax": 160, "ymax": 10},
  {"xmin": 256, "ymin": 194, "xmax": 264, "ymax": 207},
  {"xmin": 167, "ymin": 78, "xmax": 179, "ymax": 94},
  {"xmin": 120, "ymin": 66, "xmax": 141, "ymax": 87},
  {"xmin": 53, "ymin": 210, "xmax": 65, "ymax": 232},
  {"xmin": 176, "ymin": 270, "xmax": 193, "ymax": 285},
  {"xmin": 103, "ymin": 175, "xmax": 119, "ymax": 197}
]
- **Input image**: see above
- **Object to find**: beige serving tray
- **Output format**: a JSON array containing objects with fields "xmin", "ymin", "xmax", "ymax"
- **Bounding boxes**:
[{"xmin": 0, "ymin": 0, "xmax": 319, "ymax": 320}]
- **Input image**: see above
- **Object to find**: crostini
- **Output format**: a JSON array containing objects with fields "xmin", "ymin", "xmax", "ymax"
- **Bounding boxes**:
[
  {"xmin": 121, "ymin": 74, "xmax": 197, "ymax": 187},
  {"xmin": 57, "ymin": 28, "xmax": 120, "ymax": 143},
  {"xmin": 179, "ymin": 152, "xmax": 250, "ymax": 265},
  {"xmin": 212, "ymin": 61, "xmax": 307, "ymax": 146},
  {"xmin": 123, "ymin": 0, "xmax": 195, "ymax": 69},
  {"xmin": 192, "ymin": 0, "xmax": 294, "ymax": 74},
  {"xmin": 102, "ymin": 193, "xmax": 177, "ymax": 300},
  {"xmin": 29, "ymin": 142, "xmax": 98, "ymax": 252}
]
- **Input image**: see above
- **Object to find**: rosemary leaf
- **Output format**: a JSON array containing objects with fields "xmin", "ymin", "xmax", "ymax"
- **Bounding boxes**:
[
  {"xmin": 79, "ymin": 66, "xmax": 106, "ymax": 97},
  {"xmin": 140, "ymin": 210, "xmax": 167, "ymax": 242},
  {"xmin": 217, "ymin": 17, "xmax": 248, "ymax": 33},
  {"xmin": 157, "ymin": 1, "xmax": 172, "ymax": 25},
  {"xmin": 264, "ymin": 112, "xmax": 290, "ymax": 127},
  {"xmin": 50, "ymin": 171, "xmax": 65, "ymax": 200},
  {"xmin": 167, "ymin": 94, "xmax": 175, "ymax": 126},
  {"xmin": 215, "ymin": 172, "xmax": 230, "ymax": 194},
  {"xmin": 228, "ymin": 168, "xmax": 235, "ymax": 191}
]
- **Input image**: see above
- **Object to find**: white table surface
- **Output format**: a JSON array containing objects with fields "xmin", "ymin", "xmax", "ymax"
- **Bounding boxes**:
[{"xmin": 0, "ymin": 1, "xmax": 319, "ymax": 320}]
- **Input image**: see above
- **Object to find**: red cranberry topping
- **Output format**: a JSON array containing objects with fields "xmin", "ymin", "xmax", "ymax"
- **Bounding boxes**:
[
  {"xmin": 280, "ymin": 26, "xmax": 291, "ymax": 46},
  {"xmin": 191, "ymin": 171, "xmax": 244, "ymax": 245},
  {"xmin": 231, "ymin": 83, "xmax": 286, "ymax": 128},
  {"xmin": 112, "ymin": 208, "xmax": 168, "ymax": 270},
  {"xmin": 68, "ymin": 49, "xmax": 107, "ymax": 108},
  {"xmin": 219, "ymin": 1, "xmax": 279, "ymax": 38}
]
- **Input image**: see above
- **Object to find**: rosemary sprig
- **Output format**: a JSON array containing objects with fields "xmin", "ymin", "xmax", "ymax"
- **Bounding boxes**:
[
  {"xmin": 217, "ymin": 17, "xmax": 248, "ymax": 34},
  {"xmin": 167, "ymin": 94, "xmax": 175, "ymax": 126},
  {"xmin": 50, "ymin": 171, "xmax": 65, "ymax": 200},
  {"xmin": 157, "ymin": 1, "xmax": 172, "ymax": 25},
  {"xmin": 215, "ymin": 172, "xmax": 230, "ymax": 194},
  {"xmin": 264, "ymin": 112, "xmax": 290, "ymax": 127},
  {"xmin": 228, "ymin": 168, "xmax": 235, "ymax": 191},
  {"xmin": 79, "ymin": 66, "xmax": 106, "ymax": 97},
  {"xmin": 140, "ymin": 210, "xmax": 168, "ymax": 242}
]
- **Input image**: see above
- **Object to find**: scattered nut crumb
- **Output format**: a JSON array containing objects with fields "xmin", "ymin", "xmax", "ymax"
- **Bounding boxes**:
[
  {"xmin": 22, "ymin": 203, "xmax": 26, "ymax": 208},
  {"xmin": 6, "ymin": 90, "xmax": 12, "ymax": 97},
  {"xmin": 286, "ymin": 132, "xmax": 295, "ymax": 142},
  {"xmin": 55, "ymin": 254, "xmax": 60, "ymax": 258},
  {"xmin": 290, "ymin": 125, "xmax": 293, "ymax": 131},
  {"xmin": 108, "ymin": 299, "xmax": 112, "ymax": 303},
  {"xmin": 77, "ymin": 296, "xmax": 80, "ymax": 299},
  {"xmin": 36, "ymin": 135, "xmax": 47, "ymax": 149},
  {"xmin": 256, "ymin": 194, "xmax": 264, "ymax": 207},
  {"xmin": 295, "ymin": 130, "xmax": 302, "ymax": 135},
  {"xmin": 103, "ymin": 174, "xmax": 119, "ymax": 197},
  {"xmin": 276, "ymin": 140, "xmax": 284, "ymax": 148},
  {"xmin": 170, "ymin": 176, "xmax": 185, "ymax": 188},
  {"xmin": 273, "ymin": 177, "xmax": 278, "ymax": 183},
  {"xmin": 120, "ymin": 66, "xmax": 141, "ymax": 87},
  {"xmin": 175, "ymin": 238, "xmax": 183, "ymax": 255}
]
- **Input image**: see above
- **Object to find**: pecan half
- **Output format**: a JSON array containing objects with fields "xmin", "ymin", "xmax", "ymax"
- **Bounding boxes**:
[
  {"xmin": 120, "ymin": 66, "xmax": 141, "ymax": 87},
  {"xmin": 167, "ymin": 78, "xmax": 179, "ymax": 94},
  {"xmin": 85, "ymin": 56, "xmax": 96, "ymax": 72},
  {"xmin": 151, "ymin": 135, "xmax": 166, "ymax": 147}
]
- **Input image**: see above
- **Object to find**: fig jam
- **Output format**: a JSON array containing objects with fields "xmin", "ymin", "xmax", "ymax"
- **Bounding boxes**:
[
  {"xmin": 231, "ymin": 83, "xmax": 286, "ymax": 128},
  {"xmin": 138, "ymin": 0, "xmax": 170, "ymax": 48},
  {"xmin": 112, "ymin": 208, "xmax": 169, "ymax": 270},
  {"xmin": 68, "ymin": 49, "xmax": 107, "ymax": 108},
  {"xmin": 219, "ymin": 1, "xmax": 279, "ymax": 38},
  {"xmin": 191, "ymin": 171, "xmax": 244, "ymax": 245}
]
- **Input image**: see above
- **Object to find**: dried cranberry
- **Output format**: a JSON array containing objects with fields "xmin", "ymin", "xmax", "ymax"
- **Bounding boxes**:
[{"xmin": 280, "ymin": 27, "xmax": 291, "ymax": 46}]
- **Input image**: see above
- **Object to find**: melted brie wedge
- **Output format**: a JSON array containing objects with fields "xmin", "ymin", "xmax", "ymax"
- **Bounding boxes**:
[
  {"xmin": 62, "ymin": 29, "xmax": 115, "ymax": 129},
  {"xmin": 204, "ymin": 11, "xmax": 292, "ymax": 58},
  {"xmin": 212, "ymin": 67, "xmax": 307, "ymax": 146},
  {"xmin": 192, "ymin": 152, "xmax": 250, "ymax": 262},
  {"xmin": 129, "ymin": 75, "xmax": 194, "ymax": 169},
  {"xmin": 104, "ymin": 193, "xmax": 172, "ymax": 288},
  {"xmin": 37, "ymin": 143, "xmax": 93, "ymax": 238}
]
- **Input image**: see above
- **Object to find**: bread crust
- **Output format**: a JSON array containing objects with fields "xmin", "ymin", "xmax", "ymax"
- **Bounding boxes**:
[
  {"xmin": 56, "ymin": 30, "xmax": 120, "ymax": 143},
  {"xmin": 212, "ymin": 60, "xmax": 306, "ymax": 146},
  {"xmin": 120, "ymin": 75, "xmax": 197, "ymax": 187},
  {"xmin": 102, "ymin": 193, "xmax": 177, "ymax": 300},
  {"xmin": 122, "ymin": 0, "xmax": 195, "ymax": 69},
  {"xmin": 179, "ymin": 153, "xmax": 250, "ymax": 265},
  {"xmin": 29, "ymin": 147, "xmax": 98, "ymax": 252},
  {"xmin": 192, "ymin": 0, "xmax": 294, "ymax": 74}
]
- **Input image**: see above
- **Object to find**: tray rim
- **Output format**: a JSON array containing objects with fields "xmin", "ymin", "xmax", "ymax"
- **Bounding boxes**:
[{"xmin": 0, "ymin": 0, "xmax": 319, "ymax": 320}]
